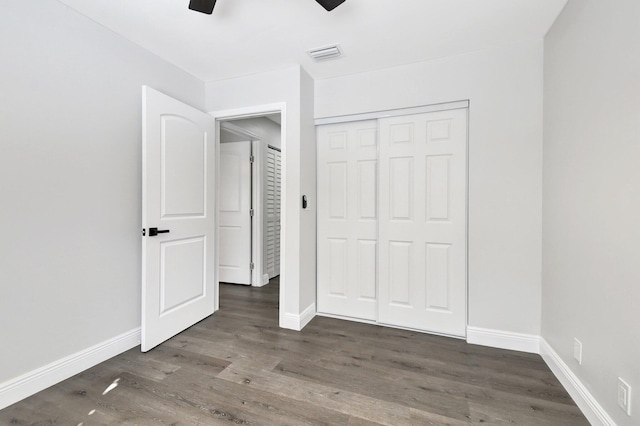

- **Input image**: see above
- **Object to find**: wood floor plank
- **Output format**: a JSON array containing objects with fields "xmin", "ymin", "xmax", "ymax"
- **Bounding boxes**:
[
  {"xmin": 0, "ymin": 278, "xmax": 588, "ymax": 425},
  {"xmin": 217, "ymin": 362, "xmax": 415, "ymax": 426},
  {"xmin": 272, "ymin": 357, "xmax": 473, "ymax": 421},
  {"xmin": 409, "ymin": 407, "xmax": 472, "ymax": 426}
]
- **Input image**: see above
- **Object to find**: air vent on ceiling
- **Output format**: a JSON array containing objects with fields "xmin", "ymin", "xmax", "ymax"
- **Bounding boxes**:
[{"xmin": 308, "ymin": 45, "xmax": 342, "ymax": 61}]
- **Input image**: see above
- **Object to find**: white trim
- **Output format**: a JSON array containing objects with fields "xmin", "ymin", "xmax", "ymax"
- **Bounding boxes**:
[
  {"xmin": 299, "ymin": 303, "xmax": 316, "ymax": 329},
  {"xmin": 0, "ymin": 328, "xmax": 141, "ymax": 410},
  {"xmin": 466, "ymin": 326, "xmax": 540, "ymax": 354},
  {"xmin": 221, "ymin": 121, "xmax": 260, "ymax": 140},
  {"xmin": 251, "ymin": 140, "xmax": 264, "ymax": 287},
  {"xmin": 280, "ymin": 303, "xmax": 316, "ymax": 331},
  {"xmin": 317, "ymin": 312, "xmax": 378, "ymax": 326},
  {"xmin": 262, "ymin": 274, "xmax": 270, "ymax": 285},
  {"xmin": 209, "ymin": 103, "xmax": 286, "ymax": 121},
  {"xmin": 314, "ymin": 100, "xmax": 469, "ymax": 126},
  {"xmin": 540, "ymin": 339, "xmax": 616, "ymax": 426}
]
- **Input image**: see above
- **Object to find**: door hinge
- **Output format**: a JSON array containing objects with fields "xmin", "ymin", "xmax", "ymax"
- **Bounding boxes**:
[
  {"xmin": 250, "ymin": 209, "xmax": 254, "ymax": 217},
  {"xmin": 250, "ymin": 262, "xmax": 255, "ymax": 270},
  {"xmin": 250, "ymin": 155, "xmax": 254, "ymax": 164}
]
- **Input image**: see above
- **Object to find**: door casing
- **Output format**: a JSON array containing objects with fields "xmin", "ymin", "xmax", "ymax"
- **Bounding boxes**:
[{"xmin": 209, "ymin": 104, "xmax": 287, "ymax": 325}]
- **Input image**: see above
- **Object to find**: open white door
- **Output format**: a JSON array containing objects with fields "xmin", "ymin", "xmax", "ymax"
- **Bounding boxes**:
[
  {"xmin": 141, "ymin": 86, "xmax": 216, "ymax": 352},
  {"xmin": 218, "ymin": 141, "xmax": 252, "ymax": 285}
]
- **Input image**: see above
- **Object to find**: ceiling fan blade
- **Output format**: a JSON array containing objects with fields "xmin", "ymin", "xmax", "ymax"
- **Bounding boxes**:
[
  {"xmin": 316, "ymin": 0, "xmax": 346, "ymax": 11},
  {"xmin": 189, "ymin": 0, "xmax": 216, "ymax": 14}
]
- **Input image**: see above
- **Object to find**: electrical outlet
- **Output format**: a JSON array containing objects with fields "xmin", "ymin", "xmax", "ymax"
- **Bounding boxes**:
[
  {"xmin": 618, "ymin": 377, "xmax": 632, "ymax": 416},
  {"xmin": 573, "ymin": 338, "xmax": 582, "ymax": 365}
]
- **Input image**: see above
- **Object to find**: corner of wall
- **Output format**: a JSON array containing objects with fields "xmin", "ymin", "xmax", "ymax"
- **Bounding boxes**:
[
  {"xmin": 280, "ymin": 303, "xmax": 316, "ymax": 331},
  {"xmin": 540, "ymin": 339, "xmax": 616, "ymax": 426}
]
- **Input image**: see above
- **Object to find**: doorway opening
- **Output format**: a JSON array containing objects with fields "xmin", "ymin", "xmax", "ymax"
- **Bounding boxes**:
[{"xmin": 212, "ymin": 105, "xmax": 285, "ymax": 324}]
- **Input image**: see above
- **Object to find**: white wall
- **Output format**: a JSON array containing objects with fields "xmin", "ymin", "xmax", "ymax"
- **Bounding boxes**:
[
  {"xmin": 206, "ymin": 66, "xmax": 316, "ymax": 326},
  {"xmin": 299, "ymin": 69, "xmax": 317, "ymax": 311},
  {"xmin": 542, "ymin": 1, "xmax": 640, "ymax": 424},
  {"xmin": 316, "ymin": 41, "xmax": 544, "ymax": 336},
  {"xmin": 0, "ymin": 0, "xmax": 204, "ymax": 387}
]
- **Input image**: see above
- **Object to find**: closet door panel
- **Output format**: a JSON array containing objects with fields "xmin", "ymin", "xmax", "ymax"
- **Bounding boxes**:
[
  {"xmin": 317, "ymin": 120, "xmax": 378, "ymax": 321},
  {"xmin": 379, "ymin": 108, "xmax": 467, "ymax": 337}
]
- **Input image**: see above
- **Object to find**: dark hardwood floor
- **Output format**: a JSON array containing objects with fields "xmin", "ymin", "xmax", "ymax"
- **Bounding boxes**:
[{"xmin": 1, "ymin": 278, "xmax": 588, "ymax": 425}]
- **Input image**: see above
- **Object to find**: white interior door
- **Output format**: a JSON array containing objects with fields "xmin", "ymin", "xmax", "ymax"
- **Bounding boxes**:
[
  {"xmin": 141, "ymin": 86, "xmax": 216, "ymax": 352},
  {"xmin": 266, "ymin": 147, "xmax": 282, "ymax": 279},
  {"xmin": 317, "ymin": 120, "xmax": 378, "ymax": 321},
  {"xmin": 219, "ymin": 141, "xmax": 252, "ymax": 285},
  {"xmin": 378, "ymin": 108, "xmax": 467, "ymax": 337}
]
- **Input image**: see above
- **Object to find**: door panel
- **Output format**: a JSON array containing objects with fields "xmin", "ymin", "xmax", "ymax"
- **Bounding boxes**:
[
  {"xmin": 378, "ymin": 108, "xmax": 467, "ymax": 337},
  {"xmin": 425, "ymin": 243, "xmax": 451, "ymax": 311},
  {"xmin": 141, "ymin": 86, "xmax": 215, "ymax": 352},
  {"xmin": 219, "ymin": 141, "xmax": 252, "ymax": 285},
  {"xmin": 389, "ymin": 157, "xmax": 413, "ymax": 220},
  {"xmin": 266, "ymin": 147, "xmax": 282, "ymax": 278},
  {"xmin": 162, "ymin": 116, "xmax": 206, "ymax": 217},
  {"xmin": 160, "ymin": 237, "xmax": 206, "ymax": 314},
  {"xmin": 274, "ymin": 151, "xmax": 281, "ymax": 276},
  {"xmin": 388, "ymin": 241, "xmax": 412, "ymax": 306},
  {"xmin": 357, "ymin": 160, "xmax": 377, "ymax": 219},
  {"xmin": 328, "ymin": 162, "xmax": 348, "ymax": 219},
  {"xmin": 317, "ymin": 120, "xmax": 378, "ymax": 321},
  {"xmin": 328, "ymin": 238, "xmax": 348, "ymax": 296},
  {"xmin": 357, "ymin": 239, "xmax": 377, "ymax": 300}
]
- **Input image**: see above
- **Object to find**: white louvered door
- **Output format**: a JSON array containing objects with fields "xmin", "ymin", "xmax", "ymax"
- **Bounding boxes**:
[
  {"xmin": 317, "ymin": 120, "xmax": 378, "ymax": 321},
  {"xmin": 266, "ymin": 147, "xmax": 282, "ymax": 278},
  {"xmin": 378, "ymin": 109, "xmax": 467, "ymax": 337}
]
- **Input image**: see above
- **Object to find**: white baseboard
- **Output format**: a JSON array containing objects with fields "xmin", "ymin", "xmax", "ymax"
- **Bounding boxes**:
[
  {"xmin": 540, "ymin": 339, "xmax": 616, "ymax": 426},
  {"xmin": 316, "ymin": 312, "xmax": 378, "ymax": 326},
  {"xmin": 466, "ymin": 326, "xmax": 540, "ymax": 354},
  {"xmin": 0, "ymin": 327, "xmax": 141, "ymax": 410},
  {"xmin": 280, "ymin": 303, "xmax": 316, "ymax": 331},
  {"xmin": 262, "ymin": 274, "xmax": 269, "ymax": 285},
  {"xmin": 252, "ymin": 275, "xmax": 269, "ymax": 288}
]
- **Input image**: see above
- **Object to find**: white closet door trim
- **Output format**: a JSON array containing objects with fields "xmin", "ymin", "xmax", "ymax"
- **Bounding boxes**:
[{"xmin": 315, "ymin": 100, "xmax": 469, "ymax": 126}]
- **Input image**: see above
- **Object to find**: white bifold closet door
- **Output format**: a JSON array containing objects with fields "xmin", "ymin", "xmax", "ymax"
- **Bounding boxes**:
[
  {"xmin": 317, "ymin": 120, "xmax": 378, "ymax": 321},
  {"xmin": 317, "ymin": 107, "xmax": 467, "ymax": 337},
  {"xmin": 378, "ymin": 109, "xmax": 467, "ymax": 337},
  {"xmin": 266, "ymin": 147, "xmax": 282, "ymax": 278}
]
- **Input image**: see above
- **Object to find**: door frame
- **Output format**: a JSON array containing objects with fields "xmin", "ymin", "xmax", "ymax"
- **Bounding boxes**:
[{"xmin": 209, "ymin": 103, "xmax": 287, "ymax": 320}]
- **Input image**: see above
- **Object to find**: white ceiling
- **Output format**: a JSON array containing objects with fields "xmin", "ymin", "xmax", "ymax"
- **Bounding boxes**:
[{"xmin": 58, "ymin": 0, "xmax": 568, "ymax": 82}]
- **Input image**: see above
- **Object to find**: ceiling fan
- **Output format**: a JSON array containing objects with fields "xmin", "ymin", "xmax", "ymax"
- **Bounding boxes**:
[{"xmin": 188, "ymin": 0, "xmax": 346, "ymax": 15}]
